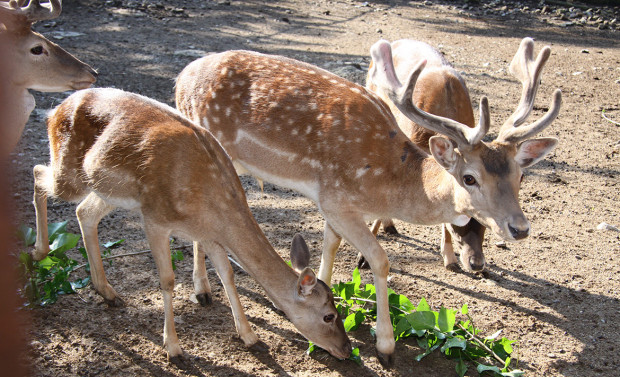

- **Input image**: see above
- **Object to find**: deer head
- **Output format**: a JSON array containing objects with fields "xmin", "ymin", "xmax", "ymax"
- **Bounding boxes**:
[{"xmin": 369, "ymin": 39, "xmax": 561, "ymax": 241}]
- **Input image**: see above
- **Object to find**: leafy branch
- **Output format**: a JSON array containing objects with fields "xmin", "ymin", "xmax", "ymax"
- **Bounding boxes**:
[
  {"xmin": 16, "ymin": 222, "xmax": 186, "ymax": 306},
  {"xmin": 311, "ymin": 268, "xmax": 523, "ymax": 376}
]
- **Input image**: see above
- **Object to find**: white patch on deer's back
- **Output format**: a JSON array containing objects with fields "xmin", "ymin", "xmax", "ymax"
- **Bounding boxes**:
[
  {"xmin": 291, "ymin": 129, "xmax": 299, "ymax": 136},
  {"xmin": 309, "ymin": 102, "xmax": 318, "ymax": 110},
  {"xmin": 373, "ymin": 168, "xmax": 384, "ymax": 176},
  {"xmin": 225, "ymin": 107, "xmax": 232, "ymax": 117},
  {"xmin": 301, "ymin": 157, "xmax": 321, "ymax": 169},
  {"xmin": 201, "ymin": 117, "xmax": 210, "ymax": 129},
  {"xmin": 355, "ymin": 167, "xmax": 369, "ymax": 179},
  {"xmin": 305, "ymin": 125, "xmax": 312, "ymax": 134},
  {"xmin": 214, "ymin": 103, "xmax": 220, "ymax": 111},
  {"xmin": 350, "ymin": 87, "xmax": 361, "ymax": 94}
]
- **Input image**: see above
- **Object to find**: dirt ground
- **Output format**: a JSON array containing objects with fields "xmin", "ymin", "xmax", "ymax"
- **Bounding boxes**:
[{"xmin": 7, "ymin": 0, "xmax": 620, "ymax": 376}]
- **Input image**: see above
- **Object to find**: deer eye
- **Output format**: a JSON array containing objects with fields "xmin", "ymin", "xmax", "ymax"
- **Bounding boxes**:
[
  {"xmin": 463, "ymin": 175, "xmax": 477, "ymax": 186},
  {"xmin": 323, "ymin": 314, "xmax": 335, "ymax": 323},
  {"xmin": 30, "ymin": 45, "xmax": 44, "ymax": 55}
]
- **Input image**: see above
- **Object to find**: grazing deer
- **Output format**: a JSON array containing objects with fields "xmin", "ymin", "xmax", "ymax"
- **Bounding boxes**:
[
  {"xmin": 363, "ymin": 38, "xmax": 555, "ymax": 273},
  {"xmin": 31, "ymin": 88, "xmax": 351, "ymax": 364},
  {"xmin": 174, "ymin": 41, "xmax": 560, "ymax": 365},
  {"xmin": 0, "ymin": 0, "xmax": 97, "ymax": 154}
]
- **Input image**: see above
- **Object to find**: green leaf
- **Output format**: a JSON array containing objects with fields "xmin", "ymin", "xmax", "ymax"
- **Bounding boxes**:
[
  {"xmin": 306, "ymin": 341, "xmax": 315, "ymax": 355},
  {"xmin": 415, "ymin": 338, "xmax": 444, "ymax": 361},
  {"xmin": 103, "ymin": 239, "xmax": 125, "ymax": 249},
  {"xmin": 17, "ymin": 225, "xmax": 36, "ymax": 247},
  {"xmin": 394, "ymin": 317, "xmax": 412, "ymax": 339},
  {"xmin": 50, "ymin": 232, "xmax": 80, "ymax": 254},
  {"xmin": 441, "ymin": 337, "xmax": 467, "ymax": 353},
  {"xmin": 348, "ymin": 347, "xmax": 362, "ymax": 366},
  {"xmin": 438, "ymin": 307, "xmax": 456, "ymax": 332},
  {"xmin": 455, "ymin": 359, "xmax": 468, "ymax": 377},
  {"xmin": 38, "ymin": 256, "xmax": 59, "ymax": 270},
  {"xmin": 416, "ymin": 297, "xmax": 431, "ymax": 312},
  {"xmin": 477, "ymin": 364, "xmax": 501, "ymax": 374},
  {"xmin": 407, "ymin": 311, "xmax": 436, "ymax": 331},
  {"xmin": 344, "ymin": 311, "xmax": 365, "ymax": 332},
  {"xmin": 352, "ymin": 267, "xmax": 361, "ymax": 292},
  {"xmin": 460, "ymin": 303, "xmax": 468, "ymax": 315},
  {"xmin": 47, "ymin": 221, "xmax": 69, "ymax": 242}
]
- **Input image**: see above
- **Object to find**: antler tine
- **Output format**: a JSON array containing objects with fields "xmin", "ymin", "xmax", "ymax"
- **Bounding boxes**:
[
  {"xmin": 497, "ymin": 38, "xmax": 552, "ymax": 141},
  {"xmin": 2, "ymin": 0, "xmax": 61, "ymax": 22},
  {"xmin": 497, "ymin": 89, "xmax": 561, "ymax": 144},
  {"xmin": 369, "ymin": 40, "xmax": 489, "ymax": 148}
]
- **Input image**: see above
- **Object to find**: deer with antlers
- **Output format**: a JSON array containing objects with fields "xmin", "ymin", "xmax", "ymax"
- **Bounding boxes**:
[
  {"xmin": 362, "ymin": 38, "xmax": 556, "ymax": 273},
  {"xmin": 0, "ymin": 0, "xmax": 97, "ymax": 155},
  {"xmin": 174, "ymin": 39, "xmax": 560, "ymax": 365},
  {"xmin": 31, "ymin": 88, "xmax": 351, "ymax": 364}
]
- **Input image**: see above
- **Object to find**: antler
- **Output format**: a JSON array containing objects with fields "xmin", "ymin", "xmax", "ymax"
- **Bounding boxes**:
[
  {"xmin": 496, "ymin": 38, "xmax": 562, "ymax": 144},
  {"xmin": 0, "ymin": 0, "xmax": 61, "ymax": 23},
  {"xmin": 369, "ymin": 40, "xmax": 490, "ymax": 149}
]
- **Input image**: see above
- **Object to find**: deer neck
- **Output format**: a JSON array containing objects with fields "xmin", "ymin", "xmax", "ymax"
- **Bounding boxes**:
[
  {"xmin": 387, "ymin": 153, "xmax": 463, "ymax": 226},
  {"xmin": 221, "ymin": 226, "xmax": 299, "ymax": 311}
]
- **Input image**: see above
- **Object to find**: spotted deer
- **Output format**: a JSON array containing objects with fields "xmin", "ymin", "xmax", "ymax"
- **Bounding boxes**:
[
  {"xmin": 174, "ymin": 41, "xmax": 560, "ymax": 365},
  {"xmin": 31, "ymin": 88, "xmax": 351, "ymax": 364},
  {"xmin": 0, "ymin": 0, "xmax": 97, "ymax": 154},
  {"xmin": 363, "ymin": 37, "xmax": 556, "ymax": 273}
]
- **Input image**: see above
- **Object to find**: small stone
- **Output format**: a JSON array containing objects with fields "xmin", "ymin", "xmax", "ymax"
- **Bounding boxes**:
[
  {"xmin": 581, "ymin": 49, "xmax": 590, "ymax": 53},
  {"xmin": 597, "ymin": 222, "xmax": 619, "ymax": 232},
  {"xmin": 495, "ymin": 240, "xmax": 507, "ymax": 248},
  {"xmin": 548, "ymin": 353, "xmax": 557, "ymax": 358}
]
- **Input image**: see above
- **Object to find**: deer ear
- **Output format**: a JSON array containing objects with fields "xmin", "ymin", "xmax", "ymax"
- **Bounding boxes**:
[
  {"xmin": 290, "ymin": 233, "xmax": 310, "ymax": 273},
  {"xmin": 515, "ymin": 137, "xmax": 558, "ymax": 168},
  {"xmin": 297, "ymin": 267, "xmax": 317, "ymax": 297},
  {"xmin": 429, "ymin": 135, "xmax": 458, "ymax": 172}
]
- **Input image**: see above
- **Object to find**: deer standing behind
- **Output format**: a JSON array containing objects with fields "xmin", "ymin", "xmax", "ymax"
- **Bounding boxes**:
[
  {"xmin": 363, "ymin": 38, "xmax": 556, "ymax": 273},
  {"xmin": 31, "ymin": 88, "xmax": 351, "ymax": 364},
  {"xmin": 0, "ymin": 0, "xmax": 97, "ymax": 155},
  {"xmin": 175, "ymin": 41, "xmax": 560, "ymax": 366}
]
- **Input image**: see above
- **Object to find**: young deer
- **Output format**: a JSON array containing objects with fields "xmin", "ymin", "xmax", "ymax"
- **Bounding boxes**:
[
  {"xmin": 363, "ymin": 38, "xmax": 555, "ymax": 273},
  {"xmin": 0, "ymin": 0, "xmax": 97, "ymax": 154},
  {"xmin": 174, "ymin": 41, "xmax": 560, "ymax": 366},
  {"xmin": 32, "ymin": 88, "xmax": 351, "ymax": 364}
]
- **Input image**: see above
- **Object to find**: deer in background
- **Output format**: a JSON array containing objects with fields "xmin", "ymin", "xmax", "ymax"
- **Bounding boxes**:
[
  {"xmin": 31, "ymin": 88, "xmax": 351, "ymax": 365},
  {"xmin": 175, "ymin": 41, "xmax": 560, "ymax": 366},
  {"xmin": 363, "ymin": 37, "xmax": 555, "ymax": 273},
  {"xmin": 0, "ymin": 0, "xmax": 97, "ymax": 155}
]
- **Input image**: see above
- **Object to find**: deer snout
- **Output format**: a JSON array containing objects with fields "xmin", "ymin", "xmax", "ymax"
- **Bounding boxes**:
[
  {"xmin": 507, "ymin": 216, "xmax": 530, "ymax": 241},
  {"xmin": 327, "ymin": 338, "xmax": 353, "ymax": 360}
]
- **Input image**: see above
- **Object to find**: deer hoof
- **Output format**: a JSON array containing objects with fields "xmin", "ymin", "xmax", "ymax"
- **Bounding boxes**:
[
  {"xmin": 195, "ymin": 292, "xmax": 213, "ymax": 307},
  {"xmin": 248, "ymin": 340, "xmax": 270, "ymax": 353},
  {"xmin": 376, "ymin": 349, "xmax": 394, "ymax": 368},
  {"xmin": 446, "ymin": 263, "xmax": 462, "ymax": 273},
  {"xmin": 384, "ymin": 225, "xmax": 399, "ymax": 235},
  {"xmin": 104, "ymin": 296, "xmax": 124, "ymax": 307},
  {"xmin": 169, "ymin": 353, "xmax": 191, "ymax": 370},
  {"xmin": 356, "ymin": 253, "xmax": 371, "ymax": 270}
]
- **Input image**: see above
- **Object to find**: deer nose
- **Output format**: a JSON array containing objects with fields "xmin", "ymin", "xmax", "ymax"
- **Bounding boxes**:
[{"xmin": 508, "ymin": 224, "xmax": 529, "ymax": 240}]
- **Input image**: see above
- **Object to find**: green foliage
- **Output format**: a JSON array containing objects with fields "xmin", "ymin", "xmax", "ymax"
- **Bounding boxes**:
[
  {"xmin": 17, "ymin": 222, "xmax": 89, "ymax": 306},
  {"xmin": 318, "ymin": 268, "xmax": 523, "ymax": 375}
]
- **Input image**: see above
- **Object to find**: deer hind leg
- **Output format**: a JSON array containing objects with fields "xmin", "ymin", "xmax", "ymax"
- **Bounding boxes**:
[
  {"xmin": 192, "ymin": 241, "xmax": 213, "ymax": 306},
  {"xmin": 75, "ymin": 192, "xmax": 121, "ymax": 306},
  {"xmin": 317, "ymin": 222, "xmax": 342, "ymax": 286},
  {"xmin": 143, "ymin": 222, "xmax": 184, "ymax": 361},
  {"xmin": 441, "ymin": 224, "xmax": 460, "ymax": 272},
  {"xmin": 201, "ymin": 240, "xmax": 260, "ymax": 348}
]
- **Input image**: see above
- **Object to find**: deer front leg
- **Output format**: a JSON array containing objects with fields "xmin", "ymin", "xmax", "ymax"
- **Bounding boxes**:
[
  {"xmin": 32, "ymin": 165, "xmax": 51, "ymax": 260},
  {"xmin": 143, "ymin": 222, "xmax": 184, "ymax": 362},
  {"xmin": 75, "ymin": 192, "xmax": 121, "ymax": 306},
  {"xmin": 317, "ymin": 222, "xmax": 342, "ymax": 285},
  {"xmin": 192, "ymin": 241, "xmax": 213, "ymax": 306},
  {"xmin": 323, "ymin": 211, "xmax": 395, "ymax": 367},
  {"xmin": 441, "ymin": 224, "xmax": 460, "ymax": 272},
  {"xmin": 201, "ymin": 241, "xmax": 260, "ymax": 349}
]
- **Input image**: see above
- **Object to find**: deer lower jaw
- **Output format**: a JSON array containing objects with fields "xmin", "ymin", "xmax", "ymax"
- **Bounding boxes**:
[{"xmin": 451, "ymin": 214, "xmax": 471, "ymax": 227}]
